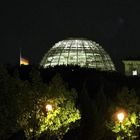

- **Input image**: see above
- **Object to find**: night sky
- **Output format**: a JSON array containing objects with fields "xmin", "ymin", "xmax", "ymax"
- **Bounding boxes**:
[{"xmin": 1, "ymin": 1, "xmax": 140, "ymax": 71}]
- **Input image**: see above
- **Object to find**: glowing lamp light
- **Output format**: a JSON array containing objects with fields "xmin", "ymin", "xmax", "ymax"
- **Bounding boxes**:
[
  {"xmin": 45, "ymin": 104, "xmax": 53, "ymax": 112},
  {"xmin": 117, "ymin": 112, "xmax": 125, "ymax": 123}
]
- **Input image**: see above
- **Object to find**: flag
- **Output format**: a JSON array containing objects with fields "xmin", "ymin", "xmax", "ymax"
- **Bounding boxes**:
[
  {"xmin": 20, "ymin": 48, "xmax": 29, "ymax": 66},
  {"xmin": 20, "ymin": 57, "xmax": 29, "ymax": 65}
]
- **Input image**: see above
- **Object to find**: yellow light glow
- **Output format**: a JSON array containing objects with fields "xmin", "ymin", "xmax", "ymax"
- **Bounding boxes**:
[
  {"xmin": 45, "ymin": 104, "xmax": 53, "ymax": 112},
  {"xmin": 20, "ymin": 57, "xmax": 29, "ymax": 65},
  {"xmin": 117, "ymin": 112, "xmax": 125, "ymax": 123}
]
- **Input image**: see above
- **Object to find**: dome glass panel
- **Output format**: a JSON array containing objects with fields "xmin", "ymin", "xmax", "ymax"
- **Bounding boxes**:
[{"xmin": 40, "ymin": 39, "xmax": 116, "ymax": 71}]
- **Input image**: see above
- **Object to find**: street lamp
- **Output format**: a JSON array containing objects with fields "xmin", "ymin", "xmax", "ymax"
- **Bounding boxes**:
[
  {"xmin": 45, "ymin": 104, "xmax": 53, "ymax": 112},
  {"xmin": 116, "ymin": 112, "xmax": 125, "ymax": 140},
  {"xmin": 117, "ymin": 112, "xmax": 125, "ymax": 123},
  {"xmin": 45, "ymin": 104, "xmax": 53, "ymax": 140}
]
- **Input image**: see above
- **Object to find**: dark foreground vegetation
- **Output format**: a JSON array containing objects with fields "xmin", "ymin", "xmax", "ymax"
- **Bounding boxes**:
[{"xmin": 0, "ymin": 64, "xmax": 140, "ymax": 140}]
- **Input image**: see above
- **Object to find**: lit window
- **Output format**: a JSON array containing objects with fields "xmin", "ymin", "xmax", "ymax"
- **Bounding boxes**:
[{"xmin": 132, "ymin": 70, "xmax": 137, "ymax": 76}]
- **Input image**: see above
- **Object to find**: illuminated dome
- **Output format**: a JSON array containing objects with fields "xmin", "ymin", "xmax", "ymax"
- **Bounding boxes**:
[{"xmin": 40, "ymin": 38, "xmax": 116, "ymax": 71}]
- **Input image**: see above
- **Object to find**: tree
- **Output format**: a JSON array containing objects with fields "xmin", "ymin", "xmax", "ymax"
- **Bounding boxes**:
[
  {"xmin": 79, "ymin": 83, "xmax": 109, "ymax": 140},
  {"xmin": 17, "ymin": 68, "xmax": 48, "ymax": 140},
  {"xmin": 38, "ymin": 95, "xmax": 81, "ymax": 140},
  {"xmin": 0, "ymin": 65, "xmax": 11, "ymax": 140},
  {"xmin": 18, "ymin": 74, "xmax": 81, "ymax": 140},
  {"xmin": 106, "ymin": 87, "xmax": 140, "ymax": 139},
  {"xmin": 0, "ymin": 65, "xmax": 23, "ymax": 140}
]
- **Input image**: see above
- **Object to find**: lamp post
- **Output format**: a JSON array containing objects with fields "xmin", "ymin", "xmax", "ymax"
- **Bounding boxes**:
[
  {"xmin": 117, "ymin": 112, "xmax": 125, "ymax": 140},
  {"xmin": 32, "ymin": 104, "xmax": 53, "ymax": 140},
  {"xmin": 45, "ymin": 104, "xmax": 53, "ymax": 140}
]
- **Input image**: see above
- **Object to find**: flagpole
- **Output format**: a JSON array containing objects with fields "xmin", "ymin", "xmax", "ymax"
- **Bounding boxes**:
[{"xmin": 20, "ymin": 48, "xmax": 21, "ymax": 66}]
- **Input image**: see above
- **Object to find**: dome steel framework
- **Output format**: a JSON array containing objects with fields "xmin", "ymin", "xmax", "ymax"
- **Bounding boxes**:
[{"xmin": 40, "ymin": 39, "xmax": 116, "ymax": 71}]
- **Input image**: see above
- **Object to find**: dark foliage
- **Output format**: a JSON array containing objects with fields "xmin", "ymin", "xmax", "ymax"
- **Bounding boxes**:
[{"xmin": 0, "ymin": 64, "xmax": 140, "ymax": 140}]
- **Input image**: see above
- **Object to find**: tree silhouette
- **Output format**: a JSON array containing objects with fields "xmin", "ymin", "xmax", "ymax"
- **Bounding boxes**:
[
  {"xmin": 18, "ymin": 73, "xmax": 81, "ymax": 140},
  {"xmin": 107, "ymin": 87, "xmax": 140, "ymax": 139}
]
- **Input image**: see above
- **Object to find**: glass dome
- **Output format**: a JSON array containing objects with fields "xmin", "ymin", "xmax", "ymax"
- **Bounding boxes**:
[{"xmin": 40, "ymin": 38, "xmax": 116, "ymax": 71}]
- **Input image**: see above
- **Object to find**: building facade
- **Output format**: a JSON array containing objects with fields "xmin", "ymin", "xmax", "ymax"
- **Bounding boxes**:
[{"xmin": 123, "ymin": 60, "xmax": 140, "ymax": 76}]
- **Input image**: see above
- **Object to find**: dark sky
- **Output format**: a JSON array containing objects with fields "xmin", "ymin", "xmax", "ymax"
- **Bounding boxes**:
[{"xmin": 1, "ymin": 1, "xmax": 140, "ymax": 70}]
